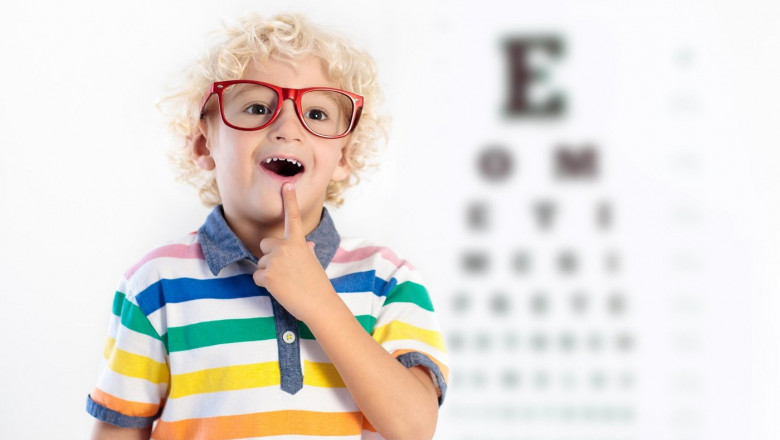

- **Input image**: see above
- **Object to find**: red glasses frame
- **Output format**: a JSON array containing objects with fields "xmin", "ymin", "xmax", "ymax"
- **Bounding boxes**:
[{"xmin": 199, "ymin": 80, "xmax": 364, "ymax": 139}]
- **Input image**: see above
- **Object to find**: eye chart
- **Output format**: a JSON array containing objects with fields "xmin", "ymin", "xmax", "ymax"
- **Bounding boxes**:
[{"xmin": 355, "ymin": 2, "xmax": 779, "ymax": 440}]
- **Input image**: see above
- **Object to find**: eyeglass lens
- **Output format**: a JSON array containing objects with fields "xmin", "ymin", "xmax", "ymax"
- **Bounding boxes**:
[{"xmin": 220, "ymin": 83, "xmax": 354, "ymax": 137}]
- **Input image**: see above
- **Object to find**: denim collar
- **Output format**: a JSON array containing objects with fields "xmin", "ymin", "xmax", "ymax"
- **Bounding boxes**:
[{"xmin": 198, "ymin": 205, "xmax": 340, "ymax": 276}]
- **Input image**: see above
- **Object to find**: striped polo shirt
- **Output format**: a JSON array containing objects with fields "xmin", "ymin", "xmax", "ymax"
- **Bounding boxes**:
[{"xmin": 87, "ymin": 206, "xmax": 448, "ymax": 439}]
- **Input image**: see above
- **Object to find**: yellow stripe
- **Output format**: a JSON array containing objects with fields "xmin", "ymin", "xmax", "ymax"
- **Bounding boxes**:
[
  {"xmin": 104, "ymin": 337, "xmax": 169, "ymax": 384},
  {"xmin": 372, "ymin": 320, "xmax": 446, "ymax": 352},
  {"xmin": 303, "ymin": 361, "xmax": 345, "ymax": 388},
  {"xmin": 170, "ymin": 362, "xmax": 280, "ymax": 399},
  {"xmin": 103, "ymin": 337, "xmax": 115, "ymax": 359}
]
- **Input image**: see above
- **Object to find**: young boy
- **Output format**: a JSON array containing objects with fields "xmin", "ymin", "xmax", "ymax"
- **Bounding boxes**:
[{"xmin": 87, "ymin": 13, "xmax": 448, "ymax": 440}]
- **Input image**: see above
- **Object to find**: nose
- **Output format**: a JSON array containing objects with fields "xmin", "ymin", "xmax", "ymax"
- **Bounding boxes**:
[{"xmin": 268, "ymin": 99, "xmax": 305, "ymax": 142}]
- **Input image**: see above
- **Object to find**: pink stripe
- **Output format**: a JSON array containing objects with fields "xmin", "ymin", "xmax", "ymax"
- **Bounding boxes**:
[
  {"xmin": 332, "ymin": 246, "xmax": 415, "ymax": 270},
  {"xmin": 124, "ymin": 242, "xmax": 205, "ymax": 278}
]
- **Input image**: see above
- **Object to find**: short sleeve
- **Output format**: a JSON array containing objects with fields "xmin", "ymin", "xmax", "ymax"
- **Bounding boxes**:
[
  {"xmin": 86, "ymin": 280, "xmax": 170, "ymax": 428},
  {"xmin": 371, "ymin": 263, "xmax": 449, "ymax": 405}
]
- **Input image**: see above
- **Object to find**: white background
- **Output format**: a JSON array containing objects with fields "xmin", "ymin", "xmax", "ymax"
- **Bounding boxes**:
[{"xmin": 0, "ymin": 0, "xmax": 779, "ymax": 438}]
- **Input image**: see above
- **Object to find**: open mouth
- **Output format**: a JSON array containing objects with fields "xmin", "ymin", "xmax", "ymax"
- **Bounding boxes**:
[{"xmin": 260, "ymin": 157, "xmax": 305, "ymax": 177}]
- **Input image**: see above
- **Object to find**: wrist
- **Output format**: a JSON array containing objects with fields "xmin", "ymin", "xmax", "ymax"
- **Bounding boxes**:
[
  {"xmin": 296, "ymin": 283, "xmax": 344, "ymax": 325},
  {"xmin": 300, "ymin": 289, "xmax": 354, "ymax": 333}
]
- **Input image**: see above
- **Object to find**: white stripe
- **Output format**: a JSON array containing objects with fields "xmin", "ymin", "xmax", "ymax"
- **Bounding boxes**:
[
  {"xmin": 111, "ymin": 325, "xmax": 168, "ymax": 364},
  {"xmin": 336, "ymin": 291, "xmax": 385, "ymax": 318},
  {"xmin": 327, "ymin": 257, "xmax": 425, "ymax": 286},
  {"xmin": 124, "ymin": 256, "xmax": 256, "ymax": 298},
  {"xmin": 168, "ymin": 339, "xmax": 279, "ymax": 374},
  {"xmin": 374, "ymin": 302, "xmax": 441, "ymax": 332},
  {"xmin": 96, "ymin": 368, "xmax": 168, "ymax": 404},
  {"xmin": 300, "ymin": 339, "xmax": 330, "ymax": 364},
  {"xmin": 96, "ymin": 358, "xmax": 108, "ymax": 378},
  {"xmin": 336, "ymin": 236, "xmax": 372, "ymax": 251},
  {"xmin": 161, "ymin": 386, "xmax": 359, "ymax": 421},
  {"xmin": 330, "ymin": 238, "xmax": 414, "ymax": 270},
  {"xmin": 152, "ymin": 296, "xmax": 274, "ymax": 329},
  {"xmin": 151, "ymin": 286, "xmax": 381, "ymax": 334},
  {"xmin": 360, "ymin": 430, "xmax": 385, "ymax": 440},
  {"xmin": 106, "ymin": 314, "xmax": 120, "ymax": 339}
]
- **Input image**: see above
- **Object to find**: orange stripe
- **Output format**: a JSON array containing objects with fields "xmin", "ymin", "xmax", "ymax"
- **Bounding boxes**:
[
  {"xmin": 91, "ymin": 388, "xmax": 161, "ymax": 417},
  {"xmin": 153, "ymin": 410, "xmax": 363, "ymax": 439},
  {"xmin": 392, "ymin": 349, "xmax": 450, "ymax": 382}
]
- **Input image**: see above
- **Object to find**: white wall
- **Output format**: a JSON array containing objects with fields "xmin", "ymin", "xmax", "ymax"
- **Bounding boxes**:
[{"xmin": 1, "ymin": 0, "xmax": 779, "ymax": 438}]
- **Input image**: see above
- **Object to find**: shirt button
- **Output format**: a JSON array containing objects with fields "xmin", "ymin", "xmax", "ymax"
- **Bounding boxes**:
[{"xmin": 282, "ymin": 331, "xmax": 296, "ymax": 344}]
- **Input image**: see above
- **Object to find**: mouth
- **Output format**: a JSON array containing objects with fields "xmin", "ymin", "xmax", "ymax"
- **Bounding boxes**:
[{"xmin": 260, "ymin": 157, "xmax": 305, "ymax": 178}]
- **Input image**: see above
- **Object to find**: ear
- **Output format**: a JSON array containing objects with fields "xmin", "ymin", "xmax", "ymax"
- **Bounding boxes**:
[
  {"xmin": 330, "ymin": 143, "xmax": 351, "ymax": 182},
  {"xmin": 189, "ymin": 120, "xmax": 216, "ymax": 171}
]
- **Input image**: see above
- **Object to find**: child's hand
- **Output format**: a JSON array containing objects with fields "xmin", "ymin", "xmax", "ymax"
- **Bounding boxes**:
[{"xmin": 253, "ymin": 183, "xmax": 336, "ymax": 321}]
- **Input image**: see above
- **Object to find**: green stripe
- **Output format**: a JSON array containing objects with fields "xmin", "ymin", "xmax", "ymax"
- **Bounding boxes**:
[
  {"xmin": 112, "ymin": 291, "xmax": 125, "ymax": 316},
  {"xmin": 166, "ymin": 317, "xmax": 276, "ymax": 352},
  {"xmin": 384, "ymin": 281, "xmax": 434, "ymax": 312},
  {"xmin": 356, "ymin": 315, "xmax": 376, "ymax": 333},
  {"xmin": 161, "ymin": 333, "xmax": 169, "ymax": 353},
  {"xmin": 118, "ymin": 295, "xmax": 162, "ymax": 341},
  {"xmin": 298, "ymin": 315, "xmax": 376, "ymax": 340}
]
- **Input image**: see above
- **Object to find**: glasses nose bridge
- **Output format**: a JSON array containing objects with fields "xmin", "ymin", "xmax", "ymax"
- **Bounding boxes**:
[
  {"xmin": 279, "ymin": 87, "xmax": 301, "ymax": 106},
  {"xmin": 272, "ymin": 87, "xmax": 307, "ymax": 136},
  {"xmin": 276, "ymin": 87, "xmax": 307, "ymax": 128}
]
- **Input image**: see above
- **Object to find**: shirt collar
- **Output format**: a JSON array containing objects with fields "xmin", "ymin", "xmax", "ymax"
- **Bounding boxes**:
[{"xmin": 198, "ymin": 205, "xmax": 341, "ymax": 276}]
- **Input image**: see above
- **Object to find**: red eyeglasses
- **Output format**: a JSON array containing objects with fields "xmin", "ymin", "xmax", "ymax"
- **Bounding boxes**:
[{"xmin": 199, "ymin": 80, "xmax": 363, "ymax": 139}]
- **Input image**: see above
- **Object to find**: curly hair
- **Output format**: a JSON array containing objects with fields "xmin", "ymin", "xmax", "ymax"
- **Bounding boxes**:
[{"xmin": 158, "ymin": 13, "xmax": 387, "ymax": 207}]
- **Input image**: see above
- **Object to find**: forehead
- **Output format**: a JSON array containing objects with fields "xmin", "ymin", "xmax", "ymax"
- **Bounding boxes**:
[{"xmin": 242, "ymin": 55, "xmax": 338, "ymax": 89}]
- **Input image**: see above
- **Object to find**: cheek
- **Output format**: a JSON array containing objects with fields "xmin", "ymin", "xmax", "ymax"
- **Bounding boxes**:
[{"xmin": 213, "ymin": 133, "xmax": 255, "ymax": 169}]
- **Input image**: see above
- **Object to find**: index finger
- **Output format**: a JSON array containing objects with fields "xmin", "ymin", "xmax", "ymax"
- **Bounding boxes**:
[{"xmin": 282, "ymin": 182, "xmax": 304, "ymax": 240}]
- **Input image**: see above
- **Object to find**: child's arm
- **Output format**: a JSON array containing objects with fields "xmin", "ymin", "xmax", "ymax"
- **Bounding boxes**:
[
  {"xmin": 254, "ymin": 184, "xmax": 440, "ymax": 440},
  {"xmin": 90, "ymin": 421, "xmax": 151, "ymax": 440},
  {"xmin": 299, "ymin": 295, "xmax": 440, "ymax": 440}
]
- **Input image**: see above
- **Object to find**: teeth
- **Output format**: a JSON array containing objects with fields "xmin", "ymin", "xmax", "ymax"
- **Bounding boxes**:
[{"xmin": 265, "ymin": 157, "xmax": 302, "ymax": 167}]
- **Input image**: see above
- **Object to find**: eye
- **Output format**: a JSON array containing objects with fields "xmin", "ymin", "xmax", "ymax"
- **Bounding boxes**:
[
  {"xmin": 304, "ymin": 109, "xmax": 329, "ymax": 121},
  {"xmin": 245, "ymin": 103, "xmax": 273, "ymax": 115}
]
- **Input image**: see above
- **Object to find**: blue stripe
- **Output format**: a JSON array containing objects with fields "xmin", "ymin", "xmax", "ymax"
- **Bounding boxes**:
[
  {"xmin": 136, "ymin": 274, "xmax": 267, "ymax": 315},
  {"xmin": 396, "ymin": 352, "xmax": 448, "ymax": 406},
  {"xmin": 330, "ymin": 270, "xmax": 376, "ymax": 293},
  {"xmin": 330, "ymin": 271, "xmax": 397, "ymax": 297},
  {"xmin": 86, "ymin": 395, "xmax": 159, "ymax": 428},
  {"xmin": 378, "ymin": 277, "xmax": 398, "ymax": 297},
  {"xmin": 135, "ymin": 271, "xmax": 398, "ymax": 315}
]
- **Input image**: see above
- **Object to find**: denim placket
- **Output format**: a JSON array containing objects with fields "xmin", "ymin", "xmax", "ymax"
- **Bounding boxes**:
[
  {"xmin": 199, "ymin": 206, "xmax": 341, "ymax": 396},
  {"xmin": 270, "ymin": 296, "xmax": 303, "ymax": 394}
]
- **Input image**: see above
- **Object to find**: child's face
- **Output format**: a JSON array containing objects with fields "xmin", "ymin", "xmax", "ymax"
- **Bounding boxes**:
[{"xmin": 194, "ymin": 55, "xmax": 351, "ymax": 235}]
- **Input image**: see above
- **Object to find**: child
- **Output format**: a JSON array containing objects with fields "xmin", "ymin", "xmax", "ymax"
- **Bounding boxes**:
[{"xmin": 87, "ymin": 13, "xmax": 448, "ymax": 440}]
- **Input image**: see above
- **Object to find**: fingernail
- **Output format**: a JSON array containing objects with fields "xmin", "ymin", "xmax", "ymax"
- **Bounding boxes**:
[{"xmin": 283, "ymin": 182, "xmax": 295, "ymax": 191}]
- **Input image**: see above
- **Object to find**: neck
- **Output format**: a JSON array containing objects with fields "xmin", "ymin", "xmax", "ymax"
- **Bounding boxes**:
[{"xmin": 223, "ymin": 206, "xmax": 323, "ymax": 258}]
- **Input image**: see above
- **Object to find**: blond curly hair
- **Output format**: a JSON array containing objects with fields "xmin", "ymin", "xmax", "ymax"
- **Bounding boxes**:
[{"xmin": 159, "ymin": 13, "xmax": 386, "ymax": 207}]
